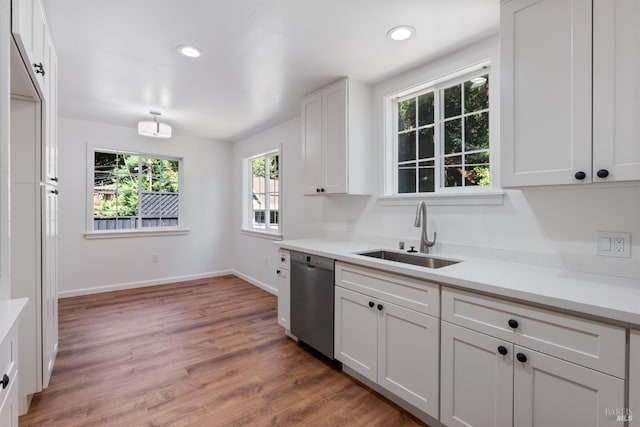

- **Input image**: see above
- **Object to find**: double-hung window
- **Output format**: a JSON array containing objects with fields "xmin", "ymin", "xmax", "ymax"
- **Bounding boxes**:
[
  {"xmin": 245, "ymin": 150, "xmax": 280, "ymax": 234},
  {"xmin": 92, "ymin": 150, "xmax": 182, "ymax": 232},
  {"xmin": 393, "ymin": 69, "xmax": 490, "ymax": 194}
]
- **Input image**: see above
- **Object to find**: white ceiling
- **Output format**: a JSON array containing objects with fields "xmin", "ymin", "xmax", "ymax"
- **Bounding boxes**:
[{"xmin": 42, "ymin": 0, "xmax": 499, "ymax": 142}]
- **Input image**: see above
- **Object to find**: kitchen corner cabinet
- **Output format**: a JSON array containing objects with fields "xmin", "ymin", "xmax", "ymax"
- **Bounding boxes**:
[
  {"xmin": 301, "ymin": 78, "xmax": 373, "ymax": 195},
  {"xmin": 334, "ymin": 262, "xmax": 440, "ymax": 418},
  {"xmin": 276, "ymin": 250, "xmax": 292, "ymax": 332},
  {"xmin": 631, "ymin": 330, "xmax": 640, "ymax": 420},
  {"xmin": 500, "ymin": 0, "xmax": 640, "ymax": 187},
  {"xmin": 440, "ymin": 288, "xmax": 625, "ymax": 427}
]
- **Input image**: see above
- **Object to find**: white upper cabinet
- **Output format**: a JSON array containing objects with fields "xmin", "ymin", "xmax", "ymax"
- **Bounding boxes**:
[
  {"xmin": 631, "ymin": 330, "xmax": 640, "ymax": 422},
  {"xmin": 301, "ymin": 78, "xmax": 373, "ymax": 195},
  {"xmin": 502, "ymin": 0, "xmax": 640, "ymax": 186},
  {"xmin": 11, "ymin": 0, "xmax": 49, "ymax": 98},
  {"xmin": 501, "ymin": 0, "xmax": 592, "ymax": 187},
  {"xmin": 592, "ymin": 0, "xmax": 640, "ymax": 182}
]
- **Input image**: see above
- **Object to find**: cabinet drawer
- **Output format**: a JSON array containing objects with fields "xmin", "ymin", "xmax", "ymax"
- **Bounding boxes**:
[
  {"xmin": 442, "ymin": 288, "xmax": 625, "ymax": 378},
  {"xmin": 278, "ymin": 250, "xmax": 290, "ymax": 270},
  {"xmin": 335, "ymin": 262, "xmax": 439, "ymax": 317}
]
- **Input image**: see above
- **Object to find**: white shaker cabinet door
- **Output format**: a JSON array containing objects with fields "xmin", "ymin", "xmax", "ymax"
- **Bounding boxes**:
[
  {"xmin": 276, "ymin": 268, "xmax": 290, "ymax": 330},
  {"xmin": 440, "ymin": 321, "xmax": 513, "ymax": 427},
  {"xmin": 593, "ymin": 0, "xmax": 640, "ymax": 183},
  {"xmin": 301, "ymin": 91, "xmax": 323, "ymax": 195},
  {"xmin": 321, "ymin": 79, "xmax": 347, "ymax": 194},
  {"xmin": 377, "ymin": 301, "xmax": 439, "ymax": 418},
  {"xmin": 334, "ymin": 286, "xmax": 377, "ymax": 383},
  {"xmin": 513, "ymin": 346, "xmax": 624, "ymax": 427},
  {"xmin": 501, "ymin": 0, "xmax": 592, "ymax": 186},
  {"xmin": 630, "ymin": 330, "xmax": 640, "ymax": 421}
]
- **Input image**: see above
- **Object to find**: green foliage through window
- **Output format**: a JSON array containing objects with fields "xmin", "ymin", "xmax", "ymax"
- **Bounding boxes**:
[{"xmin": 396, "ymin": 72, "xmax": 490, "ymax": 193}]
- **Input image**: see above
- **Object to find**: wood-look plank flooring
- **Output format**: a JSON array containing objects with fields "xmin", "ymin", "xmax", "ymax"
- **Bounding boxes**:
[{"xmin": 19, "ymin": 275, "xmax": 426, "ymax": 426}]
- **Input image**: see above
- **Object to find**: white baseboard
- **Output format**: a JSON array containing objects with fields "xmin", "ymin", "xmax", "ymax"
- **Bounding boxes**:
[
  {"xmin": 58, "ymin": 270, "xmax": 234, "ymax": 298},
  {"xmin": 232, "ymin": 270, "xmax": 278, "ymax": 295}
]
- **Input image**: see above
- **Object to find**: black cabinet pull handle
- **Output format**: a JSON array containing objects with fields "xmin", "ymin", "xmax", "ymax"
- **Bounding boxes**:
[
  {"xmin": 574, "ymin": 171, "xmax": 586, "ymax": 180},
  {"xmin": 281, "ymin": 257, "xmax": 285, "ymax": 262},
  {"xmin": 316, "ymin": 188, "xmax": 320, "ymax": 193},
  {"xmin": 508, "ymin": 319, "xmax": 519, "ymax": 329},
  {"xmin": 33, "ymin": 62, "xmax": 45, "ymax": 76},
  {"xmin": 50, "ymin": 177, "xmax": 59, "ymax": 182},
  {"xmin": 320, "ymin": 188, "xmax": 325, "ymax": 192},
  {"xmin": 497, "ymin": 346, "xmax": 508, "ymax": 355},
  {"xmin": 368, "ymin": 301, "xmax": 374, "ymax": 308},
  {"xmin": 596, "ymin": 169, "xmax": 609, "ymax": 179},
  {"xmin": 377, "ymin": 304, "xmax": 383, "ymax": 311},
  {"xmin": 51, "ymin": 189, "xmax": 59, "ymax": 195},
  {"xmin": 516, "ymin": 353, "xmax": 527, "ymax": 363},
  {"xmin": 1, "ymin": 374, "xmax": 9, "ymax": 389},
  {"xmin": 276, "ymin": 269, "xmax": 281, "ymax": 274}
]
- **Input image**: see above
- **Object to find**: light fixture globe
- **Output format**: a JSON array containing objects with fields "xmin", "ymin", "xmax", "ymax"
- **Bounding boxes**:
[
  {"xmin": 138, "ymin": 111, "xmax": 172, "ymax": 139},
  {"xmin": 387, "ymin": 25, "xmax": 416, "ymax": 41}
]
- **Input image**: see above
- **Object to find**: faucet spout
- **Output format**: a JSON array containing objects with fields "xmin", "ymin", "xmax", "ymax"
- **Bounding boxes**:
[{"xmin": 414, "ymin": 201, "xmax": 436, "ymax": 254}]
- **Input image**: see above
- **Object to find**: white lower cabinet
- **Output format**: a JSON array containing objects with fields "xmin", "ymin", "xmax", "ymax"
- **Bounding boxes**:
[
  {"xmin": 276, "ymin": 267, "xmax": 291, "ymax": 330},
  {"xmin": 334, "ymin": 263, "xmax": 440, "ymax": 419},
  {"xmin": 441, "ymin": 288, "xmax": 625, "ymax": 427},
  {"xmin": 513, "ymin": 346, "xmax": 623, "ymax": 427},
  {"xmin": 440, "ymin": 322, "xmax": 513, "ymax": 427},
  {"xmin": 630, "ymin": 330, "xmax": 640, "ymax": 421}
]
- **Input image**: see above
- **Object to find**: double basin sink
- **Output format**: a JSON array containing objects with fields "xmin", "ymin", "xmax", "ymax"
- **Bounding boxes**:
[{"xmin": 357, "ymin": 250, "xmax": 460, "ymax": 269}]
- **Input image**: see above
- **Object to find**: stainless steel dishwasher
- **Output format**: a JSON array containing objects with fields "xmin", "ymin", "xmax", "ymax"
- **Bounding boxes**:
[{"xmin": 290, "ymin": 251, "xmax": 335, "ymax": 359}]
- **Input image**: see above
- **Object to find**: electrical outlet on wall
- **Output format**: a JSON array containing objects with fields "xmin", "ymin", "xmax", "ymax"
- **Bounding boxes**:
[{"xmin": 596, "ymin": 231, "xmax": 631, "ymax": 258}]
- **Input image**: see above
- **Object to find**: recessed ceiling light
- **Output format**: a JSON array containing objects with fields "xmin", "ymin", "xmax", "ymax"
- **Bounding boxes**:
[
  {"xmin": 387, "ymin": 26, "xmax": 416, "ymax": 41},
  {"xmin": 178, "ymin": 45, "xmax": 201, "ymax": 58}
]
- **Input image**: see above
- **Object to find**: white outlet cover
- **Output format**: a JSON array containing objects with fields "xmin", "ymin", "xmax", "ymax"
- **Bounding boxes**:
[{"xmin": 596, "ymin": 231, "xmax": 631, "ymax": 258}]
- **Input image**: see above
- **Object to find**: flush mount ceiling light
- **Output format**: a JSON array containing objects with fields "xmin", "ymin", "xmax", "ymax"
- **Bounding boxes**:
[
  {"xmin": 470, "ymin": 76, "xmax": 488, "ymax": 86},
  {"xmin": 138, "ymin": 111, "xmax": 172, "ymax": 139},
  {"xmin": 387, "ymin": 25, "xmax": 416, "ymax": 41},
  {"xmin": 178, "ymin": 45, "xmax": 201, "ymax": 58}
]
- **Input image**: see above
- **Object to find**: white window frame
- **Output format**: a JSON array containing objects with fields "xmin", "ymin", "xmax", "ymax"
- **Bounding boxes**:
[
  {"xmin": 85, "ymin": 147, "xmax": 188, "ymax": 239},
  {"xmin": 382, "ymin": 62, "xmax": 504, "ymax": 205},
  {"xmin": 241, "ymin": 148, "xmax": 282, "ymax": 239}
]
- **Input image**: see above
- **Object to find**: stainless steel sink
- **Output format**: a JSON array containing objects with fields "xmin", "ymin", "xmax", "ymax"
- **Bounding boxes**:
[{"xmin": 357, "ymin": 250, "xmax": 460, "ymax": 269}]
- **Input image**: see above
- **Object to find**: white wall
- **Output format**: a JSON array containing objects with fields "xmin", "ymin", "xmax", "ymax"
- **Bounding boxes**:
[
  {"xmin": 231, "ymin": 116, "xmax": 322, "ymax": 293},
  {"xmin": 58, "ymin": 117, "xmax": 234, "ymax": 297}
]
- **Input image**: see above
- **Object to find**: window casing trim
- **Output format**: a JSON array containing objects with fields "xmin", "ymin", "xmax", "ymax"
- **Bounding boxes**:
[
  {"xmin": 86, "ymin": 146, "xmax": 185, "ymax": 235},
  {"xmin": 242, "ymin": 147, "xmax": 282, "ymax": 236},
  {"xmin": 383, "ymin": 61, "xmax": 493, "ymax": 196}
]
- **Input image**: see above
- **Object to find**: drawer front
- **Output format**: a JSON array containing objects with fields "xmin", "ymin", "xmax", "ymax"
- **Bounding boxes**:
[
  {"xmin": 278, "ymin": 250, "xmax": 290, "ymax": 270},
  {"xmin": 335, "ymin": 262, "xmax": 440, "ymax": 317},
  {"xmin": 442, "ymin": 288, "xmax": 625, "ymax": 378},
  {"xmin": 0, "ymin": 363, "xmax": 17, "ymax": 427}
]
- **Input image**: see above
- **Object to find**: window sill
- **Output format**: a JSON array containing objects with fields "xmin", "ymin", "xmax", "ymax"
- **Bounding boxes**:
[
  {"xmin": 377, "ymin": 190, "xmax": 505, "ymax": 206},
  {"xmin": 84, "ymin": 228, "xmax": 191, "ymax": 240},
  {"xmin": 240, "ymin": 228, "xmax": 283, "ymax": 240}
]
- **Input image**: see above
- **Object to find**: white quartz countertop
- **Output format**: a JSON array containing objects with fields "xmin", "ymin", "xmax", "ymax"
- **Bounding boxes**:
[
  {"xmin": 275, "ymin": 239, "xmax": 640, "ymax": 327},
  {"xmin": 0, "ymin": 298, "xmax": 28, "ymax": 342}
]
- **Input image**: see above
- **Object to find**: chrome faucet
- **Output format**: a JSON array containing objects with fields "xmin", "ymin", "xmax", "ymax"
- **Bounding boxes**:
[{"xmin": 414, "ymin": 201, "xmax": 436, "ymax": 254}]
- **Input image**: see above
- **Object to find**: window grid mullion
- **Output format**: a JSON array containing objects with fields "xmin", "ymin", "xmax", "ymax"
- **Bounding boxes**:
[
  {"xmin": 265, "ymin": 156, "xmax": 271, "ymax": 231},
  {"xmin": 137, "ymin": 156, "xmax": 142, "ymax": 229},
  {"xmin": 461, "ymin": 82, "xmax": 466, "ymax": 188},
  {"xmin": 434, "ymin": 89, "xmax": 442, "ymax": 192},
  {"xmin": 414, "ymin": 97, "xmax": 419, "ymax": 193}
]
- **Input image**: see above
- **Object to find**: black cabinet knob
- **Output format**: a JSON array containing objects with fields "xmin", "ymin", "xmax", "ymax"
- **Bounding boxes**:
[
  {"xmin": 276, "ymin": 269, "xmax": 281, "ymax": 274},
  {"xmin": 316, "ymin": 188, "xmax": 320, "ymax": 193},
  {"xmin": 368, "ymin": 301, "xmax": 374, "ymax": 308},
  {"xmin": 281, "ymin": 257, "xmax": 285, "ymax": 262},
  {"xmin": 508, "ymin": 319, "xmax": 519, "ymax": 329},
  {"xmin": 1, "ymin": 374, "xmax": 9, "ymax": 389},
  {"xmin": 320, "ymin": 188, "xmax": 325, "ymax": 192},
  {"xmin": 516, "ymin": 353, "xmax": 527, "ymax": 363},
  {"xmin": 574, "ymin": 171, "xmax": 586, "ymax": 180},
  {"xmin": 33, "ymin": 62, "xmax": 45, "ymax": 76},
  {"xmin": 51, "ymin": 189, "xmax": 59, "ymax": 195},
  {"xmin": 497, "ymin": 345, "xmax": 508, "ymax": 355},
  {"xmin": 377, "ymin": 304, "xmax": 383, "ymax": 311},
  {"xmin": 50, "ymin": 177, "xmax": 59, "ymax": 182},
  {"xmin": 596, "ymin": 169, "xmax": 609, "ymax": 179}
]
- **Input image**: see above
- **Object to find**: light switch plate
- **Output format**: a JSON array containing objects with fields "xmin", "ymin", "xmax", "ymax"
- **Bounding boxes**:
[{"xmin": 596, "ymin": 231, "xmax": 631, "ymax": 258}]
